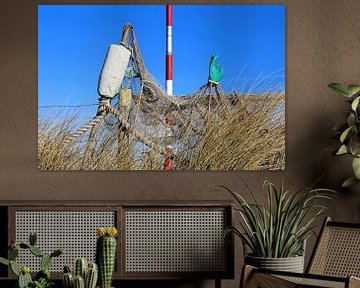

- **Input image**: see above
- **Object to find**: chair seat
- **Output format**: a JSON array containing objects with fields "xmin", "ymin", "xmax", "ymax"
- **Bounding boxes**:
[
  {"xmin": 243, "ymin": 266, "xmax": 360, "ymax": 288},
  {"xmin": 277, "ymin": 274, "xmax": 346, "ymax": 288},
  {"xmin": 241, "ymin": 218, "xmax": 360, "ymax": 288}
]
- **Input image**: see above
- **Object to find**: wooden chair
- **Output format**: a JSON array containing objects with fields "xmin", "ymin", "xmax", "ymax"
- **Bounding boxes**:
[{"xmin": 241, "ymin": 217, "xmax": 360, "ymax": 288}]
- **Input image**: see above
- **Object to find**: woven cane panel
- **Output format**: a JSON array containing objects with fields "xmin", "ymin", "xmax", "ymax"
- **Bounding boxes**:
[
  {"xmin": 15, "ymin": 211, "xmax": 115, "ymax": 272},
  {"xmin": 310, "ymin": 226, "xmax": 360, "ymax": 277},
  {"xmin": 277, "ymin": 275, "xmax": 345, "ymax": 288},
  {"xmin": 125, "ymin": 210, "xmax": 227, "ymax": 273}
]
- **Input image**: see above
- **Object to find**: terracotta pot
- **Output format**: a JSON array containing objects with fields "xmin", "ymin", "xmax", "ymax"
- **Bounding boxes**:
[{"xmin": 245, "ymin": 254, "xmax": 305, "ymax": 273}]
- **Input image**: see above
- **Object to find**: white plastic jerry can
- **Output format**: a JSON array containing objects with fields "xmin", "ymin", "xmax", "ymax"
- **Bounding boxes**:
[{"xmin": 98, "ymin": 43, "xmax": 131, "ymax": 99}]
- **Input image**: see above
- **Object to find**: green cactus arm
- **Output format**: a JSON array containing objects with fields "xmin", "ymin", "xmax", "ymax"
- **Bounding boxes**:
[
  {"xmin": 29, "ymin": 232, "xmax": 37, "ymax": 246},
  {"xmin": 10, "ymin": 260, "xmax": 21, "ymax": 276},
  {"xmin": 62, "ymin": 272, "xmax": 74, "ymax": 288},
  {"xmin": 87, "ymin": 262, "xmax": 98, "ymax": 271},
  {"xmin": 50, "ymin": 248, "xmax": 64, "ymax": 257},
  {"xmin": 41, "ymin": 254, "xmax": 52, "ymax": 270},
  {"xmin": 18, "ymin": 271, "xmax": 32, "ymax": 288},
  {"xmin": 63, "ymin": 265, "xmax": 72, "ymax": 273},
  {"xmin": 9, "ymin": 247, "xmax": 19, "ymax": 260},
  {"xmin": 0, "ymin": 257, "xmax": 9, "ymax": 266},
  {"xmin": 73, "ymin": 275, "xmax": 85, "ymax": 288},
  {"xmin": 74, "ymin": 258, "xmax": 88, "ymax": 279},
  {"xmin": 19, "ymin": 242, "xmax": 30, "ymax": 249},
  {"xmin": 85, "ymin": 262, "xmax": 98, "ymax": 288},
  {"xmin": 29, "ymin": 246, "xmax": 44, "ymax": 257}
]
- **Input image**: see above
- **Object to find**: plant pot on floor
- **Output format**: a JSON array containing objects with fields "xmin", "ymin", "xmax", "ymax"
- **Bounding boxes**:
[
  {"xmin": 221, "ymin": 179, "xmax": 334, "ymax": 276},
  {"xmin": 245, "ymin": 254, "xmax": 304, "ymax": 273}
]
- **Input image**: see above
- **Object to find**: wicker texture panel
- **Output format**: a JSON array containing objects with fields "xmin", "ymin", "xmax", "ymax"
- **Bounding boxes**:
[
  {"xmin": 277, "ymin": 275, "xmax": 345, "ymax": 288},
  {"xmin": 309, "ymin": 226, "xmax": 360, "ymax": 277},
  {"xmin": 15, "ymin": 211, "xmax": 115, "ymax": 272},
  {"xmin": 248, "ymin": 273, "xmax": 297, "ymax": 288},
  {"xmin": 125, "ymin": 210, "xmax": 227, "ymax": 273}
]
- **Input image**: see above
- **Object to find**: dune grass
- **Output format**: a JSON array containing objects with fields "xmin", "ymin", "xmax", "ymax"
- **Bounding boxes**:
[{"xmin": 38, "ymin": 92, "xmax": 285, "ymax": 170}]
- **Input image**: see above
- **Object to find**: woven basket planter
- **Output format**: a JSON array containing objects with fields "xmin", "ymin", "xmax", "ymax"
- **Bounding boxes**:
[{"xmin": 245, "ymin": 254, "xmax": 305, "ymax": 273}]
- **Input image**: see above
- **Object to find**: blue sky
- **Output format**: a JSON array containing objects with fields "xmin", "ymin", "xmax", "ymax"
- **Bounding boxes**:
[{"xmin": 38, "ymin": 5, "xmax": 285, "ymax": 120}]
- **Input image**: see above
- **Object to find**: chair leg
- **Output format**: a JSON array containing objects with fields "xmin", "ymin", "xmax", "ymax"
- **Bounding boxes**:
[
  {"xmin": 240, "ymin": 265, "xmax": 255, "ymax": 288},
  {"xmin": 240, "ymin": 265, "xmax": 296, "ymax": 288},
  {"xmin": 215, "ymin": 278, "xmax": 221, "ymax": 288}
]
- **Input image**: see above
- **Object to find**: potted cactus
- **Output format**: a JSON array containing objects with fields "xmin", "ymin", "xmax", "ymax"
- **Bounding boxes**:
[
  {"xmin": 62, "ymin": 258, "xmax": 98, "ymax": 288},
  {"xmin": 0, "ymin": 232, "xmax": 64, "ymax": 288},
  {"xmin": 96, "ymin": 227, "xmax": 118, "ymax": 288}
]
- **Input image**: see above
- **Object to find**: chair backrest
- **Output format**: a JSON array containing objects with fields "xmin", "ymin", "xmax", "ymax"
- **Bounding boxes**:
[{"xmin": 307, "ymin": 217, "xmax": 360, "ymax": 277}]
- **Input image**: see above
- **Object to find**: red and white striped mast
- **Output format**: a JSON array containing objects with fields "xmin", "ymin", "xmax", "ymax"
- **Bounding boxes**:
[{"xmin": 166, "ymin": 4, "xmax": 173, "ymax": 95}]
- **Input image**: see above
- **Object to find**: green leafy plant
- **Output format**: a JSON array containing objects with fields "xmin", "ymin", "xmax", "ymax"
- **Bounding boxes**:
[
  {"xmin": 0, "ymin": 232, "xmax": 63, "ymax": 288},
  {"xmin": 222, "ymin": 179, "xmax": 334, "ymax": 258},
  {"xmin": 33, "ymin": 278, "xmax": 54, "ymax": 288},
  {"xmin": 328, "ymin": 83, "xmax": 360, "ymax": 187}
]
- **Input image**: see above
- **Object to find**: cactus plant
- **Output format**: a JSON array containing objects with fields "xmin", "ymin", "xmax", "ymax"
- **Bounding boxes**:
[
  {"xmin": 62, "ymin": 259, "xmax": 98, "ymax": 288},
  {"xmin": 96, "ymin": 227, "xmax": 118, "ymax": 288},
  {"xmin": 0, "ymin": 232, "xmax": 63, "ymax": 288},
  {"xmin": 63, "ymin": 272, "xmax": 74, "ymax": 288},
  {"xmin": 41, "ymin": 253, "xmax": 52, "ymax": 270},
  {"xmin": 29, "ymin": 245, "xmax": 45, "ymax": 257},
  {"xmin": 74, "ymin": 258, "xmax": 88, "ymax": 279},
  {"xmin": 85, "ymin": 262, "xmax": 98, "ymax": 288},
  {"xmin": 9, "ymin": 246, "xmax": 19, "ymax": 260},
  {"xmin": 19, "ymin": 268, "xmax": 32, "ymax": 288},
  {"xmin": 74, "ymin": 275, "xmax": 85, "ymax": 288},
  {"xmin": 29, "ymin": 232, "xmax": 37, "ymax": 246}
]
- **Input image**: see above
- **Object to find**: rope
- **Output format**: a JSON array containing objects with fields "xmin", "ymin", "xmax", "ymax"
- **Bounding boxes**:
[
  {"xmin": 106, "ymin": 104, "xmax": 164, "ymax": 155},
  {"xmin": 39, "ymin": 103, "xmax": 98, "ymax": 108},
  {"xmin": 63, "ymin": 115, "xmax": 105, "ymax": 145},
  {"xmin": 63, "ymin": 100, "xmax": 164, "ymax": 156}
]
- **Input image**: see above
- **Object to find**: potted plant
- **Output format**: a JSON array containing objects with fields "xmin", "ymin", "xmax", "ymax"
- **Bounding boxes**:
[
  {"xmin": 222, "ymin": 179, "xmax": 334, "ymax": 273},
  {"xmin": 0, "ymin": 232, "xmax": 63, "ymax": 288},
  {"xmin": 96, "ymin": 227, "xmax": 118, "ymax": 288},
  {"xmin": 62, "ymin": 258, "xmax": 98, "ymax": 288},
  {"xmin": 328, "ymin": 83, "xmax": 360, "ymax": 187}
]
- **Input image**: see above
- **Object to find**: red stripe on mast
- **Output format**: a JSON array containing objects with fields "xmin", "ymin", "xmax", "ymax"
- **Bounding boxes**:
[
  {"xmin": 166, "ymin": 55, "xmax": 173, "ymax": 80},
  {"xmin": 166, "ymin": 5, "xmax": 172, "ymax": 26}
]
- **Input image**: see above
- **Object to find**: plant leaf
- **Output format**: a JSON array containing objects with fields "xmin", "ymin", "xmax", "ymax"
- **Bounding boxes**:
[
  {"xmin": 342, "ymin": 177, "xmax": 360, "ymax": 188},
  {"xmin": 10, "ymin": 261, "xmax": 20, "ymax": 276},
  {"xmin": 336, "ymin": 145, "xmax": 348, "ymax": 155},
  {"xmin": 351, "ymin": 96, "xmax": 360, "ymax": 111},
  {"xmin": 347, "ymin": 114, "xmax": 357, "ymax": 129},
  {"xmin": 0, "ymin": 257, "xmax": 9, "ymax": 266},
  {"xmin": 328, "ymin": 83, "xmax": 350, "ymax": 97},
  {"xmin": 348, "ymin": 85, "xmax": 360, "ymax": 97},
  {"xmin": 340, "ymin": 126, "xmax": 353, "ymax": 143},
  {"xmin": 352, "ymin": 157, "xmax": 360, "ymax": 179},
  {"xmin": 348, "ymin": 135, "xmax": 360, "ymax": 157}
]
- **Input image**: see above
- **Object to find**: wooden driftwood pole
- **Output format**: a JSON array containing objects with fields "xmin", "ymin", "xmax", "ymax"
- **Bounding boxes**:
[{"xmin": 118, "ymin": 88, "xmax": 132, "ymax": 154}]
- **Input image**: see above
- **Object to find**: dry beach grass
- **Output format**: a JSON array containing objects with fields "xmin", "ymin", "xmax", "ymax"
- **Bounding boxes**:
[{"xmin": 38, "ymin": 92, "xmax": 285, "ymax": 170}]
